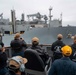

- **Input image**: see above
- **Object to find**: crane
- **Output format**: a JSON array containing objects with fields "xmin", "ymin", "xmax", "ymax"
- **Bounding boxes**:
[{"xmin": 0, "ymin": 13, "xmax": 3, "ymax": 19}]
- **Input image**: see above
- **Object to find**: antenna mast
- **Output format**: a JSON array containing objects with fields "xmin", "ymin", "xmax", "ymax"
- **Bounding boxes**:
[
  {"xmin": 60, "ymin": 13, "xmax": 62, "ymax": 26},
  {"xmin": 49, "ymin": 6, "xmax": 53, "ymax": 27}
]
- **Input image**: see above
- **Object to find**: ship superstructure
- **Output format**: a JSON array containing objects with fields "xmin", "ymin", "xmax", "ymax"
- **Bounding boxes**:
[{"xmin": 0, "ymin": 7, "xmax": 62, "ymax": 34}]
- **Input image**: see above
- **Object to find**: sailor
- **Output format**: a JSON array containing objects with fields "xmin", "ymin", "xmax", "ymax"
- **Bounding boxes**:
[
  {"xmin": 28, "ymin": 37, "xmax": 49, "ymax": 65},
  {"xmin": 29, "ymin": 37, "xmax": 42, "ymax": 50},
  {"xmin": 8, "ymin": 56, "xmax": 28, "ymax": 75},
  {"xmin": 10, "ymin": 33, "xmax": 27, "ymax": 57},
  {"xmin": 0, "ymin": 42, "xmax": 8, "ymax": 75},
  {"xmin": 51, "ymin": 34, "xmax": 65, "ymax": 62},
  {"xmin": 48, "ymin": 45, "xmax": 76, "ymax": 75},
  {"xmin": 70, "ymin": 35, "xmax": 76, "ymax": 60}
]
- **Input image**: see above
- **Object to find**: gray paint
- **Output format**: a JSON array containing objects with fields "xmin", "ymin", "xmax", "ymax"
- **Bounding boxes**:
[
  {"xmin": 2, "ymin": 26, "xmax": 76, "ymax": 46},
  {"xmin": 22, "ymin": 27, "xmax": 76, "ymax": 45}
]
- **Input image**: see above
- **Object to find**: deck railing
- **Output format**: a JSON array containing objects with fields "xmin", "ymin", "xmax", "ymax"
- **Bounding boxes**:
[{"xmin": 5, "ymin": 44, "xmax": 52, "ymax": 58}]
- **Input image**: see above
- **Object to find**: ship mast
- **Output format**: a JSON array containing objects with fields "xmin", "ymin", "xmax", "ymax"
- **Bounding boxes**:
[
  {"xmin": 49, "ymin": 6, "xmax": 53, "ymax": 27},
  {"xmin": 11, "ymin": 9, "xmax": 16, "ymax": 33},
  {"xmin": 60, "ymin": 13, "xmax": 62, "ymax": 26}
]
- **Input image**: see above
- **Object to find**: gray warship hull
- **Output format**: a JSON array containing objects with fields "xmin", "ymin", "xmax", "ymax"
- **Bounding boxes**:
[
  {"xmin": 2, "ymin": 26, "xmax": 76, "ymax": 47},
  {"xmin": 22, "ymin": 26, "xmax": 76, "ymax": 45},
  {"xmin": 3, "ymin": 26, "xmax": 76, "ymax": 57}
]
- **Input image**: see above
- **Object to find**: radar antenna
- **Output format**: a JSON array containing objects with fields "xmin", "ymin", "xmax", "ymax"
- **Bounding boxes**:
[{"xmin": 60, "ymin": 13, "xmax": 62, "ymax": 26}]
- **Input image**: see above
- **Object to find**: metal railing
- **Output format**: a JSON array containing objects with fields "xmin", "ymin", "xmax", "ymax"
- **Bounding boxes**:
[{"xmin": 5, "ymin": 44, "xmax": 52, "ymax": 58}]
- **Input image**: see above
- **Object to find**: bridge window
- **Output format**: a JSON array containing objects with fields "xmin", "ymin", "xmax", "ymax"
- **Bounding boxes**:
[
  {"xmin": 4, "ymin": 31, "xmax": 10, "ymax": 34},
  {"xmin": 20, "ymin": 31, "xmax": 25, "ymax": 34}
]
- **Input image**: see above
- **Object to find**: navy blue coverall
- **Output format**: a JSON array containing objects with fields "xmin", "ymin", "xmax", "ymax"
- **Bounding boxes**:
[{"xmin": 48, "ymin": 57, "xmax": 76, "ymax": 75}]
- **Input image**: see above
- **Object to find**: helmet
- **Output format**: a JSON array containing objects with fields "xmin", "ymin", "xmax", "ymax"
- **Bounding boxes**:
[
  {"xmin": 32, "ymin": 37, "xmax": 39, "ymax": 43},
  {"xmin": 61, "ymin": 45, "xmax": 72, "ymax": 56},
  {"xmin": 9, "ymin": 56, "xmax": 27, "ymax": 72}
]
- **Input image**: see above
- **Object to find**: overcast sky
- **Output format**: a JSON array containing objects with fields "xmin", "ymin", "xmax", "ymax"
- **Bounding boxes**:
[{"xmin": 0, "ymin": 0, "xmax": 76, "ymax": 26}]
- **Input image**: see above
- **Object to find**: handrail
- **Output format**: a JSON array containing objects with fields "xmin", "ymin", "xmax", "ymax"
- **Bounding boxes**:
[
  {"xmin": 5, "ymin": 44, "xmax": 52, "ymax": 48},
  {"xmin": 5, "ymin": 44, "xmax": 52, "ymax": 58}
]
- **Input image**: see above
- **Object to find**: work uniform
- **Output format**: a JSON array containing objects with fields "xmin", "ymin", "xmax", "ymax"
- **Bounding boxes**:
[
  {"xmin": 28, "ymin": 37, "xmax": 49, "ymax": 65},
  {"xmin": 48, "ymin": 57, "xmax": 76, "ymax": 75},
  {"xmin": 70, "ymin": 43, "xmax": 76, "ymax": 60},
  {"xmin": 10, "ymin": 39, "xmax": 27, "ymax": 57},
  {"xmin": 0, "ymin": 42, "xmax": 8, "ymax": 75},
  {"xmin": 29, "ymin": 45, "xmax": 49, "ymax": 65},
  {"xmin": 51, "ymin": 40, "xmax": 65, "ymax": 61}
]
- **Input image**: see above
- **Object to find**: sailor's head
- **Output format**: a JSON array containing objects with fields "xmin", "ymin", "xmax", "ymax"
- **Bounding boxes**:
[
  {"xmin": 32, "ymin": 37, "xmax": 39, "ymax": 46},
  {"xmin": 61, "ymin": 45, "xmax": 72, "ymax": 57},
  {"xmin": 57, "ymin": 34, "xmax": 63, "ymax": 40},
  {"xmin": 14, "ymin": 33, "xmax": 21, "ymax": 39},
  {"xmin": 8, "ymin": 56, "xmax": 27, "ymax": 72},
  {"xmin": 73, "ymin": 35, "xmax": 76, "ymax": 44},
  {"xmin": 0, "ymin": 42, "xmax": 4, "ymax": 52}
]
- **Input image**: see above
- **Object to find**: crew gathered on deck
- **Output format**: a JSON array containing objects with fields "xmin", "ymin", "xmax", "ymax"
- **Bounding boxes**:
[
  {"xmin": 1, "ymin": 33, "xmax": 76, "ymax": 75},
  {"xmin": 49, "ymin": 45, "xmax": 76, "ymax": 75}
]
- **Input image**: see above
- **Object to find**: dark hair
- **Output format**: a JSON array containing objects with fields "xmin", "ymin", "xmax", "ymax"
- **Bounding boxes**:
[
  {"xmin": 0, "ymin": 42, "xmax": 4, "ymax": 47},
  {"xmin": 74, "ymin": 36, "xmax": 76, "ymax": 40},
  {"xmin": 20, "ymin": 38, "xmax": 22, "ymax": 39},
  {"xmin": 0, "ymin": 42, "xmax": 4, "ymax": 52},
  {"xmin": 58, "ymin": 37, "xmax": 62, "ymax": 40}
]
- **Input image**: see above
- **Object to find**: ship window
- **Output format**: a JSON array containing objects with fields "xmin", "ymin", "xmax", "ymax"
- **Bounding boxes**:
[
  {"xmin": 20, "ymin": 31, "xmax": 25, "ymax": 34},
  {"xmin": 4, "ymin": 31, "xmax": 10, "ymax": 34},
  {"xmin": 31, "ymin": 25, "xmax": 35, "ymax": 27}
]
